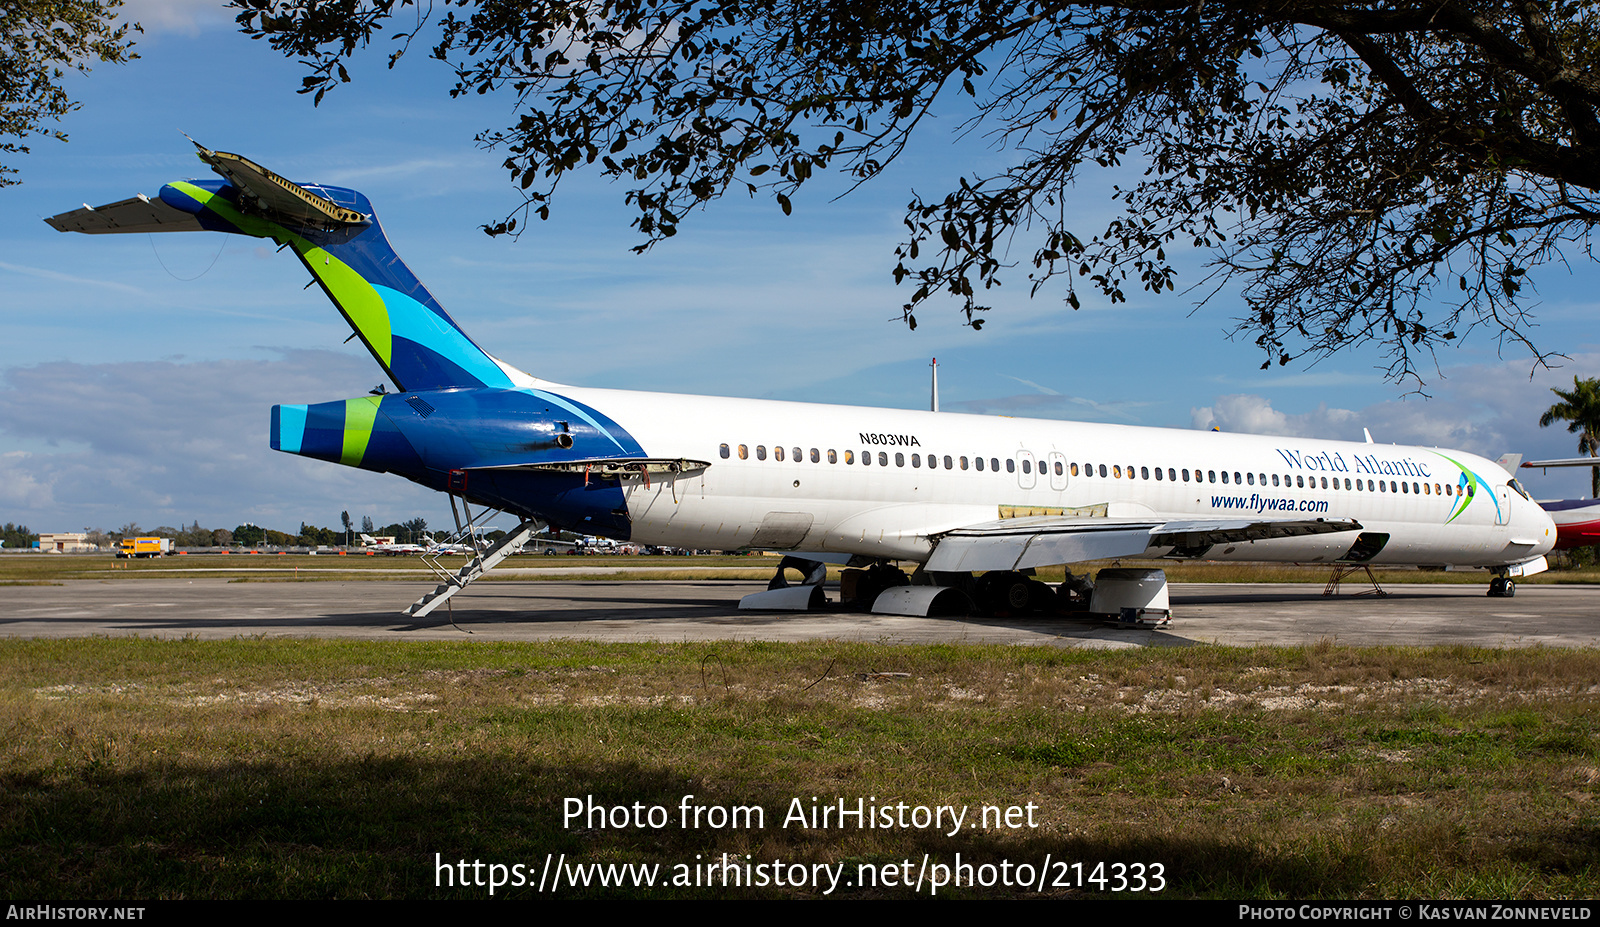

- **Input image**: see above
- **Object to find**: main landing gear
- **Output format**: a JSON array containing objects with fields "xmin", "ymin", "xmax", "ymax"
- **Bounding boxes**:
[{"xmin": 737, "ymin": 556, "xmax": 1170, "ymax": 625}]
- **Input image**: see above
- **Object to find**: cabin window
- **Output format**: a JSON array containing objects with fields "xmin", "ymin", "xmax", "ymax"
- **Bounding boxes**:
[
  {"xmin": 827, "ymin": 449, "xmax": 837, "ymax": 464},
  {"xmin": 992, "ymin": 458, "xmax": 1001, "ymax": 472},
  {"xmin": 975, "ymin": 457, "xmax": 984, "ymax": 471},
  {"xmin": 1246, "ymin": 472, "xmax": 1254, "ymax": 485},
  {"xmin": 1058, "ymin": 462, "xmax": 1066, "ymax": 476},
  {"xmin": 1467, "ymin": 483, "xmax": 1474, "ymax": 497},
  {"xmin": 1168, "ymin": 468, "xmax": 1176, "ymax": 481},
  {"xmin": 1293, "ymin": 475, "xmax": 1301, "ymax": 488},
  {"xmin": 844, "ymin": 450, "xmax": 854, "ymax": 464},
  {"xmin": 775, "ymin": 446, "xmax": 786, "ymax": 461},
  {"xmin": 1112, "ymin": 464, "xmax": 1121, "ymax": 478},
  {"xmin": 1084, "ymin": 461, "xmax": 1093, "ymax": 476},
  {"xmin": 720, "ymin": 443, "xmax": 730, "ymax": 459},
  {"xmin": 1070, "ymin": 462, "xmax": 1078, "ymax": 476},
  {"xmin": 1221, "ymin": 471, "xmax": 1229, "ymax": 484},
  {"xmin": 1378, "ymin": 480, "xmax": 1385, "ymax": 492},
  {"xmin": 911, "ymin": 454, "xmax": 921, "ymax": 468},
  {"xmin": 792, "ymin": 447, "xmax": 802, "ymax": 463},
  {"xmin": 960, "ymin": 456, "xmax": 969, "ymax": 470},
  {"xmin": 1007, "ymin": 459, "xmax": 1016, "ymax": 473},
  {"xmin": 1234, "ymin": 472, "xmax": 1242, "ymax": 485},
  {"xmin": 1182, "ymin": 469, "xmax": 1190, "ymax": 481},
  {"xmin": 738, "ymin": 444, "xmax": 749, "ymax": 460},
  {"xmin": 1208, "ymin": 470, "xmax": 1217, "ymax": 483},
  {"xmin": 1098, "ymin": 464, "xmax": 1107, "ymax": 477},
  {"xmin": 756, "ymin": 445, "xmax": 767, "ymax": 460},
  {"xmin": 896, "ymin": 453, "xmax": 905, "ymax": 467},
  {"xmin": 1444, "ymin": 483, "xmax": 1451, "ymax": 496},
  {"xmin": 811, "ymin": 448, "xmax": 820, "ymax": 463},
  {"xmin": 1423, "ymin": 481, "xmax": 1430, "ymax": 494},
  {"xmin": 946, "ymin": 455, "xmax": 954, "ymax": 470},
  {"xmin": 1021, "ymin": 459, "xmax": 1031, "ymax": 474}
]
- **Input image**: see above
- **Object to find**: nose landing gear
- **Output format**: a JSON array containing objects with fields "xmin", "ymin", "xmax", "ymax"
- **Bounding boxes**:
[{"xmin": 1488, "ymin": 576, "xmax": 1516, "ymax": 598}]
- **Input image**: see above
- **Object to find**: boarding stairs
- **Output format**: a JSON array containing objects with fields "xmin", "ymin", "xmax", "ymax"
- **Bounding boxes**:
[{"xmin": 403, "ymin": 503, "xmax": 542, "ymax": 618}]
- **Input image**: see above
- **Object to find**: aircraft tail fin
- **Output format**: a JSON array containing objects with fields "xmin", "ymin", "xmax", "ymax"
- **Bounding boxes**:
[{"xmin": 45, "ymin": 143, "xmax": 515, "ymax": 393}]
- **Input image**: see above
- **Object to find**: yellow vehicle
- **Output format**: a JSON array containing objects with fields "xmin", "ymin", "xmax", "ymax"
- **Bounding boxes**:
[{"xmin": 116, "ymin": 537, "xmax": 172, "ymax": 558}]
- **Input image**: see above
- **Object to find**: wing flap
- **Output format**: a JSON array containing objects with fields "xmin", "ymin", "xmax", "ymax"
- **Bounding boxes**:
[
  {"xmin": 926, "ymin": 515, "xmax": 1361, "ymax": 572},
  {"xmin": 1149, "ymin": 517, "xmax": 1360, "ymax": 547}
]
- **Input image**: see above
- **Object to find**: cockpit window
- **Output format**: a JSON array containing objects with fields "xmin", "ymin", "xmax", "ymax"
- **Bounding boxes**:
[{"xmin": 1507, "ymin": 478, "xmax": 1532, "ymax": 500}]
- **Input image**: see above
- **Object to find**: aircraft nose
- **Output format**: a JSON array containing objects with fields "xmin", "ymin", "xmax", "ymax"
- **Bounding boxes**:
[{"xmin": 1532, "ymin": 498, "xmax": 1558, "ymax": 556}]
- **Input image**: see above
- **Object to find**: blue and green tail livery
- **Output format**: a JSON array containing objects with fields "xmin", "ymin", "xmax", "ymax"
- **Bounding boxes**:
[
  {"xmin": 154, "ymin": 151, "xmax": 512, "ymax": 393},
  {"xmin": 44, "ymin": 144, "xmax": 648, "ymax": 536}
]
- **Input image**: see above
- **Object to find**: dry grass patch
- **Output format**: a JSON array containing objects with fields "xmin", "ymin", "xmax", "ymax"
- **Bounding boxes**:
[{"xmin": 1, "ymin": 639, "xmax": 1597, "ymax": 898}]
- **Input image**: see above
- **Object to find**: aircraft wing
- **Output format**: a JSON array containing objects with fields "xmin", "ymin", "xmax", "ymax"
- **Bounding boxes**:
[
  {"xmin": 924, "ymin": 514, "xmax": 1361, "ymax": 572},
  {"xmin": 44, "ymin": 194, "xmax": 205, "ymax": 234}
]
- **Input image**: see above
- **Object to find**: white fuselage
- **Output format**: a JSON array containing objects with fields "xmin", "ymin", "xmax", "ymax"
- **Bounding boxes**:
[{"xmin": 546, "ymin": 385, "xmax": 1557, "ymax": 569}]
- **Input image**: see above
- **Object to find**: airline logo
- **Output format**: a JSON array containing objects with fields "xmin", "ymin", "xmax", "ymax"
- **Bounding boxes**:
[
  {"xmin": 1269, "ymin": 445, "xmax": 1501, "ymax": 525},
  {"xmin": 1273, "ymin": 447, "xmax": 1434, "ymax": 478}
]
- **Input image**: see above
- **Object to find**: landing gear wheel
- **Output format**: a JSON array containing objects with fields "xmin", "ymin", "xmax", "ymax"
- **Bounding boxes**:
[
  {"xmin": 1487, "ymin": 577, "xmax": 1516, "ymax": 597},
  {"xmin": 977, "ymin": 572, "xmax": 1053, "ymax": 615}
]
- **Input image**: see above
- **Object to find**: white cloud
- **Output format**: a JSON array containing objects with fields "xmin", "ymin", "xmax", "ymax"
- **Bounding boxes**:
[
  {"xmin": 0, "ymin": 351, "xmax": 455, "ymax": 532},
  {"xmin": 1191, "ymin": 395, "xmax": 1362, "ymax": 439},
  {"xmin": 119, "ymin": 0, "xmax": 233, "ymax": 36}
]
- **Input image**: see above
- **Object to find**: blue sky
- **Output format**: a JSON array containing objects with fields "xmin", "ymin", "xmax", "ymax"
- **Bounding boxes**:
[{"xmin": 3, "ymin": 0, "xmax": 1599, "ymax": 536}]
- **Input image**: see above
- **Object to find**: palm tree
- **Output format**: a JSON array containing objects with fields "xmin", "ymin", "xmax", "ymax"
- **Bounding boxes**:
[{"xmin": 1540, "ymin": 376, "xmax": 1600, "ymax": 498}]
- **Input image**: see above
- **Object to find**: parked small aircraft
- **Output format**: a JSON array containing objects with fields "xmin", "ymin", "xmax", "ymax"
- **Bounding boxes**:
[{"xmin": 46, "ymin": 144, "xmax": 1557, "ymax": 615}]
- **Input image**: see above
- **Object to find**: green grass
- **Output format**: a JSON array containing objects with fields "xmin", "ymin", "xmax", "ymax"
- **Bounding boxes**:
[{"xmin": 2, "ymin": 638, "xmax": 1598, "ymax": 898}]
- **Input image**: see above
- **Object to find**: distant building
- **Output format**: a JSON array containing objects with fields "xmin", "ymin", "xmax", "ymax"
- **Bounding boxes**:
[{"xmin": 38, "ymin": 533, "xmax": 94, "ymax": 552}]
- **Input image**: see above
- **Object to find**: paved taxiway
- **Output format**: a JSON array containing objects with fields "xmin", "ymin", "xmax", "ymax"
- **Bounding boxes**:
[{"xmin": 3, "ymin": 579, "xmax": 1597, "ymax": 647}]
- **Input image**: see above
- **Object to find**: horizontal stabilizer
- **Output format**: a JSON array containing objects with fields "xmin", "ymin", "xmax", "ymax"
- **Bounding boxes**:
[
  {"xmin": 191, "ymin": 143, "xmax": 367, "ymax": 229},
  {"xmin": 44, "ymin": 194, "xmax": 203, "ymax": 234}
]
